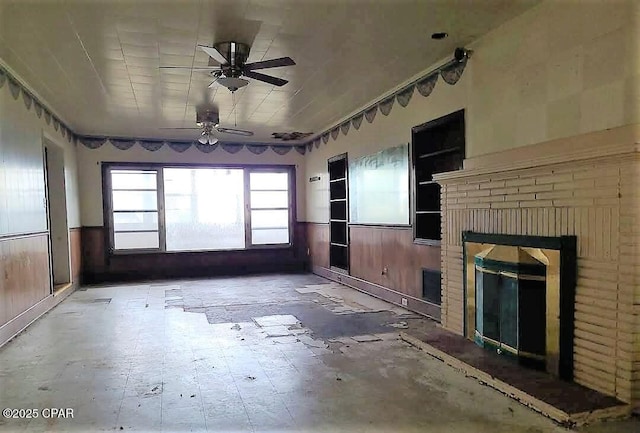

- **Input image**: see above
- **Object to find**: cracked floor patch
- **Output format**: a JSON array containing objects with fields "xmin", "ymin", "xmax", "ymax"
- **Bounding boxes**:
[{"xmin": 0, "ymin": 274, "xmax": 633, "ymax": 433}]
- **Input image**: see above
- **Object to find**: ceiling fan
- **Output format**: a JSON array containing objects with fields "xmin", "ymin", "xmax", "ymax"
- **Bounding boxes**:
[
  {"xmin": 160, "ymin": 41, "xmax": 295, "ymax": 92},
  {"xmin": 162, "ymin": 110, "xmax": 253, "ymax": 145}
]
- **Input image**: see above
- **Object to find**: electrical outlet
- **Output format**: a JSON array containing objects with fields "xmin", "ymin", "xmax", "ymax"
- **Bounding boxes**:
[{"xmin": 401, "ymin": 297, "xmax": 408, "ymax": 307}]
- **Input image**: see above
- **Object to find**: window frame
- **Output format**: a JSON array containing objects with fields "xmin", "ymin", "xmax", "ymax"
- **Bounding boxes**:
[
  {"xmin": 246, "ymin": 167, "xmax": 295, "ymax": 248},
  {"xmin": 102, "ymin": 162, "xmax": 296, "ymax": 255}
]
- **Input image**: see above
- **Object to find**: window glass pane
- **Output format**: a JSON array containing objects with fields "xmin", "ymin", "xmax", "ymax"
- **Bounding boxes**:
[
  {"xmin": 250, "ymin": 172, "xmax": 288, "ymax": 190},
  {"xmin": 113, "ymin": 212, "xmax": 158, "ymax": 232},
  {"xmin": 114, "ymin": 231, "xmax": 159, "ymax": 250},
  {"xmin": 112, "ymin": 190, "xmax": 158, "ymax": 211},
  {"xmin": 111, "ymin": 170, "xmax": 157, "ymax": 190},
  {"xmin": 164, "ymin": 168, "xmax": 245, "ymax": 251},
  {"xmin": 251, "ymin": 209, "xmax": 288, "ymax": 229},
  {"xmin": 164, "ymin": 195, "xmax": 191, "ymax": 219},
  {"xmin": 252, "ymin": 228, "xmax": 289, "ymax": 245},
  {"xmin": 163, "ymin": 169, "xmax": 192, "ymax": 194},
  {"xmin": 250, "ymin": 191, "xmax": 288, "ymax": 209}
]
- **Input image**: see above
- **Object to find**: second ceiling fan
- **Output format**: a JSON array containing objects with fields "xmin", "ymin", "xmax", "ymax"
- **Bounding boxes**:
[
  {"xmin": 161, "ymin": 109, "xmax": 253, "ymax": 146},
  {"xmin": 161, "ymin": 41, "xmax": 295, "ymax": 92}
]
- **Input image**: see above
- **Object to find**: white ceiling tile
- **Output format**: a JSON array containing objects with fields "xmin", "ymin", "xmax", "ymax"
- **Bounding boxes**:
[
  {"xmin": 159, "ymin": 54, "xmax": 195, "ymax": 67},
  {"xmin": 115, "ymin": 18, "xmax": 158, "ymax": 35},
  {"xmin": 121, "ymin": 44, "xmax": 159, "ymax": 59},
  {"xmin": 124, "ymin": 56, "xmax": 160, "ymax": 67},
  {"xmin": 0, "ymin": 0, "xmax": 539, "ymax": 142}
]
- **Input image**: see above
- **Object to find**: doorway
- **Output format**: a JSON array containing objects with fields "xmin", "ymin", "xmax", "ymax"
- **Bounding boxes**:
[{"xmin": 43, "ymin": 139, "xmax": 71, "ymax": 292}]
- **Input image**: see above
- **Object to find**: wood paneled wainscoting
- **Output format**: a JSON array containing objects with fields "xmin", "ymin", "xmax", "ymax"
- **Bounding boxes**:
[
  {"xmin": 69, "ymin": 227, "xmax": 82, "ymax": 285},
  {"xmin": 0, "ymin": 233, "xmax": 51, "ymax": 346},
  {"xmin": 0, "ymin": 233, "xmax": 50, "ymax": 328},
  {"xmin": 0, "ymin": 230, "xmax": 82, "ymax": 347},
  {"xmin": 306, "ymin": 222, "xmax": 442, "ymax": 320},
  {"xmin": 307, "ymin": 222, "xmax": 330, "ymax": 269},
  {"xmin": 81, "ymin": 223, "xmax": 309, "ymax": 284}
]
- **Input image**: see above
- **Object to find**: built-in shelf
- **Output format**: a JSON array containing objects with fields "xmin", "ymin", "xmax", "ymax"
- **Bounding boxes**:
[
  {"xmin": 417, "ymin": 147, "xmax": 459, "ymax": 160},
  {"xmin": 412, "ymin": 109, "xmax": 465, "ymax": 242},
  {"xmin": 328, "ymin": 153, "xmax": 349, "ymax": 271}
]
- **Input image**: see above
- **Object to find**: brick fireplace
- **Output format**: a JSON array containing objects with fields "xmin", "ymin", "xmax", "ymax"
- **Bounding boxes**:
[{"xmin": 434, "ymin": 125, "xmax": 639, "ymax": 407}]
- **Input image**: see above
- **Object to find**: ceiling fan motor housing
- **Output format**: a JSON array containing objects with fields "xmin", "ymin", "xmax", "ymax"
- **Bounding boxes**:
[{"xmin": 196, "ymin": 110, "xmax": 220, "ymax": 126}]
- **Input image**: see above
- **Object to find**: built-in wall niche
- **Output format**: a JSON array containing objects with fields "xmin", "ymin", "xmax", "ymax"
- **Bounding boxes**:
[
  {"xmin": 412, "ymin": 110, "xmax": 465, "ymax": 242},
  {"xmin": 328, "ymin": 153, "xmax": 349, "ymax": 271}
]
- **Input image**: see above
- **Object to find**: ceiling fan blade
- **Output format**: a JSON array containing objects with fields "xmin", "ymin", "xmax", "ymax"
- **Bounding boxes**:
[
  {"xmin": 159, "ymin": 127, "xmax": 200, "ymax": 130},
  {"xmin": 208, "ymin": 78, "xmax": 219, "ymax": 88},
  {"xmin": 216, "ymin": 126, "xmax": 254, "ymax": 136},
  {"xmin": 244, "ymin": 57, "xmax": 295, "ymax": 71},
  {"xmin": 243, "ymin": 71, "xmax": 288, "ymax": 87},
  {"xmin": 198, "ymin": 45, "xmax": 228, "ymax": 65},
  {"xmin": 159, "ymin": 66, "xmax": 220, "ymax": 71}
]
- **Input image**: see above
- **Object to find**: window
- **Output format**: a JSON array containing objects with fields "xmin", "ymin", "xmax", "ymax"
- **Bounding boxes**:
[
  {"xmin": 412, "ymin": 110, "xmax": 465, "ymax": 242},
  {"xmin": 249, "ymin": 172, "xmax": 290, "ymax": 245},
  {"xmin": 164, "ymin": 168, "xmax": 245, "ymax": 251},
  {"xmin": 106, "ymin": 165, "xmax": 293, "ymax": 252},
  {"xmin": 110, "ymin": 169, "xmax": 160, "ymax": 250}
]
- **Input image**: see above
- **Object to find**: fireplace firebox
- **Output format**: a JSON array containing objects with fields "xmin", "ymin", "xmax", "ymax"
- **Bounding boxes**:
[
  {"xmin": 463, "ymin": 232, "xmax": 576, "ymax": 380},
  {"xmin": 474, "ymin": 246, "xmax": 547, "ymax": 370}
]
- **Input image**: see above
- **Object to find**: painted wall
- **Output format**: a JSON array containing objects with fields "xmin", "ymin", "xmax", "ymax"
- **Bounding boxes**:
[
  {"xmin": 0, "ymin": 81, "xmax": 81, "ymax": 233},
  {"xmin": 0, "ymin": 67, "xmax": 81, "ymax": 332},
  {"xmin": 77, "ymin": 145, "xmax": 306, "ymax": 227},
  {"xmin": 467, "ymin": 0, "xmax": 639, "ymax": 156},
  {"xmin": 0, "ymin": 72, "xmax": 81, "ymax": 232},
  {"xmin": 305, "ymin": 0, "xmax": 639, "ymax": 223},
  {"xmin": 0, "ymin": 86, "xmax": 47, "ymax": 235},
  {"xmin": 305, "ymin": 74, "xmax": 467, "ymax": 224}
]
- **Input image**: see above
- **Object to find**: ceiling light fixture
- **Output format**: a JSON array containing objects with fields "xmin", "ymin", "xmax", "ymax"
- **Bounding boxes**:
[
  {"xmin": 198, "ymin": 123, "xmax": 219, "ymax": 145},
  {"xmin": 215, "ymin": 76, "xmax": 249, "ymax": 92},
  {"xmin": 198, "ymin": 132, "xmax": 218, "ymax": 146}
]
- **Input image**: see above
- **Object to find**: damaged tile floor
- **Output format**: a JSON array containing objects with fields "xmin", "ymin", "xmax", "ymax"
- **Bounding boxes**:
[{"xmin": 0, "ymin": 274, "xmax": 637, "ymax": 433}]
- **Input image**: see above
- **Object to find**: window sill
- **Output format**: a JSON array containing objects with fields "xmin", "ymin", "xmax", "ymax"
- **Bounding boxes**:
[{"xmin": 110, "ymin": 244, "xmax": 293, "ymax": 256}]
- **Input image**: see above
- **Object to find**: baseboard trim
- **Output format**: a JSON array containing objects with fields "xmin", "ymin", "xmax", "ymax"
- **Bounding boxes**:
[
  {"xmin": 83, "ymin": 261, "xmax": 307, "ymax": 284},
  {"xmin": 53, "ymin": 282, "xmax": 73, "ymax": 297},
  {"xmin": 312, "ymin": 265, "xmax": 441, "ymax": 321},
  {"xmin": 0, "ymin": 283, "xmax": 77, "ymax": 349}
]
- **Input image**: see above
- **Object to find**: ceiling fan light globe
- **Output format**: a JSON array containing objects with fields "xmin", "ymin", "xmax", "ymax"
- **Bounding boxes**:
[
  {"xmin": 208, "ymin": 137, "xmax": 219, "ymax": 145},
  {"xmin": 216, "ymin": 76, "xmax": 249, "ymax": 91},
  {"xmin": 198, "ymin": 136, "xmax": 208, "ymax": 144}
]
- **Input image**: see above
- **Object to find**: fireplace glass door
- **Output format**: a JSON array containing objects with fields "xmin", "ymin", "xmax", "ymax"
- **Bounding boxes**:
[{"xmin": 474, "ymin": 246, "xmax": 547, "ymax": 369}]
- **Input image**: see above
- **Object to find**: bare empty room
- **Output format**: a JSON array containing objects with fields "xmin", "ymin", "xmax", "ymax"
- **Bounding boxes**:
[{"xmin": 0, "ymin": 0, "xmax": 638, "ymax": 432}]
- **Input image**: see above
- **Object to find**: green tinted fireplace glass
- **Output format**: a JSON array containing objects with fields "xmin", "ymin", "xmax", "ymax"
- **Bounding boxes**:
[
  {"xmin": 482, "ymin": 272, "xmax": 500, "ymax": 342},
  {"xmin": 500, "ymin": 275, "xmax": 519, "ymax": 350}
]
